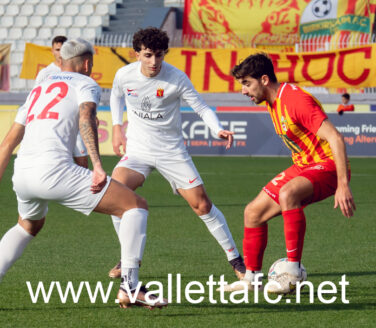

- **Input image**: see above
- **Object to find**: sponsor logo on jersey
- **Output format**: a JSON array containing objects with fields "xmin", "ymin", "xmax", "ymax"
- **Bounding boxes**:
[
  {"xmin": 141, "ymin": 96, "xmax": 151, "ymax": 112},
  {"xmin": 156, "ymin": 88, "xmax": 164, "ymax": 98},
  {"xmin": 281, "ymin": 115, "xmax": 288, "ymax": 132},
  {"xmin": 132, "ymin": 110, "xmax": 163, "ymax": 120},
  {"xmin": 127, "ymin": 88, "xmax": 138, "ymax": 97}
]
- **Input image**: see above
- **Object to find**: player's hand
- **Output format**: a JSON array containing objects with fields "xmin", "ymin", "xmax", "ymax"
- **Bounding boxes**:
[
  {"xmin": 218, "ymin": 130, "xmax": 234, "ymax": 150},
  {"xmin": 91, "ymin": 164, "xmax": 107, "ymax": 194},
  {"xmin": 112, "ymin": 125, "xmax": 127, "ymax": 157},
  {"xmin": 334, "ymin": 183, "xmax": 356, "ymax": 218}
]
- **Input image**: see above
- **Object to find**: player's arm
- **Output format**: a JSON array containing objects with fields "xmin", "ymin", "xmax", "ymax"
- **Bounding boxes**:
[
  {"xmin": 180, "ymin": 76, "xmax": 234, "ymax": 149},
  {"xmin": 316, "ymin": 119, "xmax": 355, "ymax": 218},
  {"xmin": 110, "ymin": 75, "xmax": 126, "ymax": 156},
  {"xmin": 0, "ymin": 123, "xmax": 25, "ymax": 183},
  {"xmin": 79, "ymin": 101, "xmax": 106, "ymax": 193}
]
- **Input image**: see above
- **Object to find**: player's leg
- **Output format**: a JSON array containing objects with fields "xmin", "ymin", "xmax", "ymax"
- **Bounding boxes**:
[
  {"xmin": 94, "ymin": 179, "xmax": 166, "ymax": 308},
  {"xmin": 0, "ymin": 217, "xmax": 45, "ymax": 282},
  {"xmin": 108, "ymin": 156, "xmax": 148, "ymax": 278},
  {"xmin": 278, "ymin": 176, "xmax": 313, "ymax": 276},
  {"xmin": 178, "ymin": 185, "xmax": 246, "ymax": 278}
]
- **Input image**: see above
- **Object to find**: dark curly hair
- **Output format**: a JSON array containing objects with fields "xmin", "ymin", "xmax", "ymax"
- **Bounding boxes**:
[
  {"xmin": 231, "ymin": 53, "xmax": 277, "ymax": 83},
  {"xmin": 52, "ymin": 35, "xmax": 67, "ymax": 45},
  {"xmin": 133, "ymin": 27, "xmax": 169, "ymax": 53}
]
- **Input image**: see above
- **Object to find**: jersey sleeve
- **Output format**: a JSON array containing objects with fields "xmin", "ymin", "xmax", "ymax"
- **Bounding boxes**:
[
  {"xmin": 178, "ymin": 73, "xmax": 223, "ymax": 135},
  {"xmin": 35, "ymin": 68, "xmax": 48, "ymax": 85},
  {"xmin": 14, "ymin": 103, "xmax": 28, "ymax": 125},
  {"xmin": 76, "ymin": 79, "xmax": 101, "ymax": 106},
  {"xmin": 291, "ymin": 91, "xmax": 328, "ymax": 134},
  {"xmin": 110, "ymin": 69, "xmax": 126, "ymax": 125}
]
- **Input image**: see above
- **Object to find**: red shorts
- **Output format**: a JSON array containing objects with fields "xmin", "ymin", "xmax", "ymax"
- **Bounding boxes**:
[{"xmin": 263, "ymin": 160, "xmax": 348, "ymax": 205}]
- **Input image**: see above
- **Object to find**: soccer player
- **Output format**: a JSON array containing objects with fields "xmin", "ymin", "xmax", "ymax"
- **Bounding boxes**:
[
  {"xmin": 0, "ymin": 38, "xmax": 167, "ymax": 309},
  {"xmin": 18, "ymin": 35, "xmax": 89, "ymax": 168},
  {"xmin": 223, "ymin": 53, "xmax": 355, "ymax": 293},
  {"xmin": 109, "ymin": 27, "xmax": 246, "ymax": 279}
]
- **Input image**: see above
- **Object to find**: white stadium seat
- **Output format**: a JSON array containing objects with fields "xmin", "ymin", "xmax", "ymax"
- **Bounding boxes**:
[
  {"xmin": 20, "ymin": 4, "xmax": 34, "ymax": 16},
  {"xmin": 11, "ymin": 0, "xmax": 25, "ymax": 4},
  {"xmin": 71, "ymin": 0, "xmax": 85, "ymax": 4},
  {"xmin": 11, "ymin": 51, "xmax": 25, "ymax": 64},
  {"xmin": 5, "ymin": 4, "xmax": 20, "ymax": 16},
  {"xmin": 8, "ymin": 28, "xmax": 22, "ymax": 40},
  {"xmin": 50, "ymin": 4, "xmax": 64, "ymax": 16},
  {"xmin": 95, "ymin": 4, "xmax": 110, "ymax": 16},
  {"xmin": 88, "ymin": 16, "xmax": 103, "ymax": 28},
  {"xmin": 67, "ymin": 27, "xmax": 82, "ymax": 39},
  {"xmin": 59, "ymin": 16, "xmax": 73, "ymax": 28},
  {"xmin": 29, "ymin": 16, "xmax": 43, "ymax": 28},
  {"xmin": 82, "ymin": 28, "xmax": 97, "ymax": 41},
  {"xmin": 54, "ymin": 27, "xmax": 67, "ymax": 37},
  {"xmin": 86, "ymin": 0, "xmax": 101, "ymax": 4},
  {"xmin": 10, "ymin": 64, "xmax": 20, "ymax": 78},
  {"xmin": 1, "ymin": 16, "xmax": 14, "ymax": 28},
  {"xmin": 0, "ymin": 27, "xmax": 7, "ymax": 39},
  {"xmin": 38, "ymin": 27, "xmax": 52, "ymax": 40},
  {"xmin": 14, "ymin": 16, "xmax": 28, "ymax": 28},
  {"xmin": 27, "ymin": 0, "xmax": 42, "ymax": 4},
  {"xmin": 0, "ymin": 0, "xmax": 10, "ymax": 5},
  {"xmin": 73, "ymin": 15, "xmax": 88, "ymax": 28},
  {"xmin": 0, "ymin": 5, "xmax": 4, "ymax": 16},
  {"xmin": 23, "ymin": 27, "xmax": 38, "ymax": 40},
  {"xmin": 35, "ymin": 4, "xmax": 49, "ymax": 16},
  {"xmin": 45, "ymin": 16, "xmax": 58, "ymax": 28},
  {"xmin": 11, "ymin": 78, "xmax": 26, "ymax": 90},
  {"xmin": 56, "ymin": 0, "xmax": 70, "ymax": 4},
  {"xmin": 65, "ymin": 4, "xmax": 79, "ymax": 16},
  {"xmin": 40, "ymin": 0, "xmax": 54, "ymax": 4},
  {"xmin": 79, "ymin": 4, "xmax": 94, "ymax": 16}
]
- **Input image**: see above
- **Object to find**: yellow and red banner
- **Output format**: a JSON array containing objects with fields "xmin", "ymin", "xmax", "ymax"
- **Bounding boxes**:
[
  {"xmin": 0, "ymin": 44, "xmax": 11, "ymax": 91},
  {"xmin": 183, "ymin": 0, "xmax": 376, "ymax": 47},
  {"xmin": 20, "ymin": 43, "xmax": 376, "ymax": 92}
]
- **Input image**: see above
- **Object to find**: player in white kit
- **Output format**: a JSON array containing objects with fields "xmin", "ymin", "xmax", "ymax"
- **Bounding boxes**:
[
  {"xmin": 109, "ymin": 27, "xmax": 246, "ymax": 279},
  {"xmin": 0, "ymin": 39, "xmax": 167, "ymax": 309}
]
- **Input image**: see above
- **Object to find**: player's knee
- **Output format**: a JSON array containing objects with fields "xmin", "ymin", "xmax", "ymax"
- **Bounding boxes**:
[
  {"xmin": 192, "ymin": 198, "xmax": 212, "ymax": 216},
  {"xmin": 244, "ymin": 202, "xmax": 263, "ymax": 227},
  {"xmin": 136, "ymin": 195, "xmax": 148, "ymax": 211},
  {"xmin": 279, "ymin": 184, "xmax": 298, "ymax": 208}
]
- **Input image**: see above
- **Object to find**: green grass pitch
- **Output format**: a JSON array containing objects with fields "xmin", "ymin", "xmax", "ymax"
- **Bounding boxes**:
[{"xmin": 0, "ymin": 156, "xmax": 375, "ymax": 327}]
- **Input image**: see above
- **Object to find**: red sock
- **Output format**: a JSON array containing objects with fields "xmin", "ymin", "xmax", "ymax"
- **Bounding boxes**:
[
  {"xmin": 282, "ymin": 208, "xmax": 306, "ymax": 262},
  {"xmin": 243, "ymin": 225, "xmax": 268, "ymax": 271}
]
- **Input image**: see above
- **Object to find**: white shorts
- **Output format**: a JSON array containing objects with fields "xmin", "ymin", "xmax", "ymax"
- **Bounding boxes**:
[
  {"xmin": 115, "ymin": 151, "xmax": 203, "ymax": 194},
  {"xmin": 12, "ymin": 162, "xmax": 111, "ymax": 220}
]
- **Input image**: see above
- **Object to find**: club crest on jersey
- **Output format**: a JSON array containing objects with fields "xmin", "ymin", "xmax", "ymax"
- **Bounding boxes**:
[
  {"xmin": 127, "ymin": 88, "xmax": 138, "ymax": 97},
  {"xmin": 281, "ymin": 116, "xmax": 288, "ymax": 132},
  {"xmin": 156, "ymin": 88, "xmax": 164, "ymax": 98}
]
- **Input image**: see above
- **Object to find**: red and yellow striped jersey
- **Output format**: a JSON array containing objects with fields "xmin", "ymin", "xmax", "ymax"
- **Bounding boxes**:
[{"xmin": 266, "ymin": 83, "xmax": 334, "ymax": 167}]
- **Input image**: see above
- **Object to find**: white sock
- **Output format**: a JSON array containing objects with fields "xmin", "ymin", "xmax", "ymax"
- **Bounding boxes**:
[
  {"xmin": 119, "ymin": 208, "xmax": 148, "ymax": 290},
  {"xmin": 285, "ymin": 260, "xmax": 301, "ymax": 276},
  {"xmin": 244, "ymin": 270, "xmax": 262, "ymax": 282},
  {"xmin": 111, "ymin": 215, "xmax": 121, "ymax": 237},
  {"xmin": 199, "ymin": 205, "xmax": 239, "ymax": 261},
  {"xmin": 0, "ymin": 224, "xmax": 34, "ymax": 282}
]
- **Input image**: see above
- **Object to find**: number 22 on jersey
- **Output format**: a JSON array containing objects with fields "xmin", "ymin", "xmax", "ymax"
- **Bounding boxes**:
[{"xmin": 26, "ymin": 82, "xmax": 68, "ymax": 124}]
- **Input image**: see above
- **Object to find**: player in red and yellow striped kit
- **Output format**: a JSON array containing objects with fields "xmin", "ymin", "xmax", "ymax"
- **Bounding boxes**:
[{"xmin": 224, "ymin": 53, "xmax": 356, "ymax": 294}]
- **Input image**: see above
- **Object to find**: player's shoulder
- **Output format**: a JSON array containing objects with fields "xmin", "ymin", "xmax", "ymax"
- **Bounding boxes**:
[
  {"xmin": 163, "ymin": 62, "xmax": 185, "ymax": 76},
  {"xmin": 282, "ymin": 83, "xmax": 315, "ymax": 102},
  {"xmin": 116, "ymin": 62, "xmax": 139, "ymax": 77}
]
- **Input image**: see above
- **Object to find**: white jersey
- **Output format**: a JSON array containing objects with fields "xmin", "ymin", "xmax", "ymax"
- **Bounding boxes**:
[
  {"xmin": 16, "ymin": 63, "xmax": 89, "ymax": 158},
  {"xmin": 35, "ymin": 62, "xmax": 60, "ymax": 85},
  {"xmin": 15, "ymin": 72, "xmax": 101, "ymax": 169},
  {"xmin": 110, "ymin": 61, "xmax": 223, "ymax": 156}
]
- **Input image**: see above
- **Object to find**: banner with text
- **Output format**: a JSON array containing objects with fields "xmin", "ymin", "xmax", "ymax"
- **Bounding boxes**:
[{"xmin": 20, "ymin": 43, "xmax": 376, "ymax": 92}]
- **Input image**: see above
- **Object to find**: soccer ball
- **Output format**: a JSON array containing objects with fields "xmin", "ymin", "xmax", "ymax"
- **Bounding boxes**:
[
  {"xmin": 267, "ymin": 258, "xmax": 307, "ymax": 294},
  {"xmin": 312, "ymin": 0, "xmax": 332, "ymax": 18}
]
